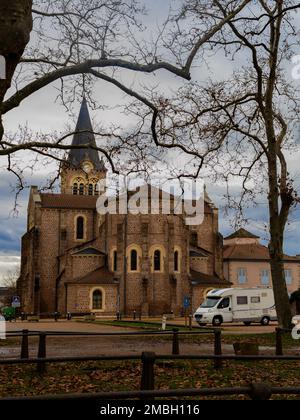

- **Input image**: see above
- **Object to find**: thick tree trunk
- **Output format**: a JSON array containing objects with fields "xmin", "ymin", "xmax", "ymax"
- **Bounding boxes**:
[
  {"xmin": 268, "ymin": 151, "xmax": 292, "ymax": 329},
  {"xmin": 0, "ymin": 0, "xmax": 33, "ymax": 139},
  {"xmin": 269, "ymin": 226, "xmax": 292, "ymax": 328}
]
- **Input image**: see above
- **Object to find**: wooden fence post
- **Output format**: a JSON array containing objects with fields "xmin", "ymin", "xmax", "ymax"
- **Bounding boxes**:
[
  {"xmin": 140, "ymin": 352, "xmax": 156, "ymax": 397},
  {"xmin": 172, "ymin": 328, "xmax": 180, "ymax": 355},
  {"xmin": 249, "ymin": 383, "xmax": 272, "ymax": 400},
  {"xmin": 37, "ymin": 333, "xmax": 47, "ymax": 374},
  {"xmin": 20, "ymin": 329, "xmax": 29, "ymax": 359},
  {"xmin": 275, "ymin": 328, "xmax": 283, "ymax": 356},
  {"xmin": 214, "ymin": 329, "xmax": 222, "ymax": 369}
]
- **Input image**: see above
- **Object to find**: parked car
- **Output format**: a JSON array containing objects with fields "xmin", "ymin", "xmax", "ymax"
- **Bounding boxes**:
[
  {"xmin": 0, "ymin": 307, "xmax": 16, "ymax": 321},
  {"xmin": 194, "ymin": 287, "xmax": 277, "ymax": 327}
]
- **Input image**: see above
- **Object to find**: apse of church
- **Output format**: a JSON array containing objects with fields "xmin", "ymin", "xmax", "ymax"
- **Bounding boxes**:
[{"xmin": 17, "ymin": 99, "xmax": 229, "ymax": 317}]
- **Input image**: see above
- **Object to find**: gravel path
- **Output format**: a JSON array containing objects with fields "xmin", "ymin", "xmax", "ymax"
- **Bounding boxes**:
[{"xmin": 1, "ymin": 320, "xmax": 298, "ymax": 359}]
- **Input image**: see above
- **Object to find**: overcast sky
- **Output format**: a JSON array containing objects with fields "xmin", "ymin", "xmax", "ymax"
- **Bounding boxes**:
[{"xmin": 0, "ymin": 0, "xmax": 300, "ymax": 284}]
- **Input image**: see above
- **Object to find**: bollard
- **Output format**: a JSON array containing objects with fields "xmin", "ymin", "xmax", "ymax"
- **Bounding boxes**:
[
  {"xmin": 140, "ymin": 352, "xmax": 156, "ymax": 395},
  {"xmin": 275, "ymin": 327, "xmax": 283, "ymax": 356},
  {"xmin": 21, "ymin": 329, "xmax": 29, "ymax": 359},
  {"xmin": 189, "ymin": 314, "xmax": 193, "ymax": 330},
  {"xmin": 133, "ymin": 310, "xmax": 136, "ymax": 321},
  {"xmin": 116, "ymin": 312, "xmax": 120, "ymax": 321},
  {"xmin": 214, "ymin": 329, "xmax": 222, "ymax": 369},
  {"xmin": 37, "ymin": 333, "xmax": 47, "ymax": 374},
  {"xmin": 172, "ymin": 328, "xmax": 180, "ymax": 355}
]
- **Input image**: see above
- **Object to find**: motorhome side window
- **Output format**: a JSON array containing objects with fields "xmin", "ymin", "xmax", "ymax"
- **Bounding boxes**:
[
  {"xmin": 237, "ymin": 296, "xmax": 248, "ymax": 305},
  {"xmin": 251, "ymin": 296, "xmax": 261, "ymax": 304}
]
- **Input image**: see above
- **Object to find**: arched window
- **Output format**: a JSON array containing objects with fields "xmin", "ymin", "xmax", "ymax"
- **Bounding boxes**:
[
  {"xmin": 154, "ymin": 250, "xmax": 161, "ymax": 272},
  {"xmin": 76, "ymin": 216, "xmax": 84, "ymax": 240},
  {"xmin": 130, "ymin": 250, "xmax": 138, "ymax": 271},
  {"xmin": 88, "ymin": 184, "xmax": 94, "ymax": 196},
  {"xmin": 113, "ymin": 250, "xmax": 118, "ymax": 272},
  {"xmin": 92, "ymin": 290, "xmax": 103, "ymax": 310},
  {"xmin": 94, "ymin": 184, "xmax": 99, "ymax": 196},
  {"xmin": 79, "ymin": 183, "xmax": 85, "ymax": 195},
  {"xmin": 174, "ymin": 251, "xmax": 179, "ymax": 272},
  {"xmin": 73, "ymin": 183, "xmax": 78, "ymax": 195}
]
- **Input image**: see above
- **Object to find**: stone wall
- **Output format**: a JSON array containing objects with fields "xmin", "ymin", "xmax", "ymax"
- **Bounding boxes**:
[{"xmin": 66, "ymin": 284, "xmax": 117, "ymax": 315}]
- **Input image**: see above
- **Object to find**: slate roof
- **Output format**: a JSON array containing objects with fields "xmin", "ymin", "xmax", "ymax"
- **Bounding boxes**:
[
  {"xmin": 68, "ymin": 98, "xmax": 106, "ymax": 171},
  {"xmin": 72, "ymin": 247, "xmax": 105, "ymax": 256},
  {"xmin": 189, "ymin": 249, "xmax": 209, "ymax": 258}
]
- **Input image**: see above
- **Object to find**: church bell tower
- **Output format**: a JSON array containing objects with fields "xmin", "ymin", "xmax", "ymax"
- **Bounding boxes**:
[{"xmin": 60, "ymin": 98, "xmax": 106, "ymax": 195}]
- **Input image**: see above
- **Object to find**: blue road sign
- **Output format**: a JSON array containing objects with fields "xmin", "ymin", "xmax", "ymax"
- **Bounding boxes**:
[
  {"xmin": 11, "ymin": 296, "xmax": 21, "ymax": 308},
  {"xmin": 183, "ymin": 296, "xmax": 190, "ymax": 309}
]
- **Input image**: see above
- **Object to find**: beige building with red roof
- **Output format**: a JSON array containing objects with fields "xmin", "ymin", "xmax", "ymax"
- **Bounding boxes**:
[{"xmin": 223, "ymin": 228, "xmax": 300, "ymax": 294}]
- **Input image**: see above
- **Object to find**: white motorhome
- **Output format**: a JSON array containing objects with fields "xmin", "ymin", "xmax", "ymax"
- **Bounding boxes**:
[{"xmin": 194, "ymin": 288, "xmax": 277, "ymax": 326}]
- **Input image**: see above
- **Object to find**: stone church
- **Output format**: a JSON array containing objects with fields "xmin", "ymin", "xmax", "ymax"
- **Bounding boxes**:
[{"xmin": 18, "ymin": 99, "xmax": 229, "ymax": 316}]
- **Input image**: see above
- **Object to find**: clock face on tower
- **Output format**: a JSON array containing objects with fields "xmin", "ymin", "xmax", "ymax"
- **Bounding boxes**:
[{"xmin": 82, "ymin": 162, "xmax": 93, "ymax": 173}]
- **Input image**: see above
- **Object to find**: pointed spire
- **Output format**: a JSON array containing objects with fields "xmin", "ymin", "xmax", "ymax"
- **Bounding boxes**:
[{"xmin": 67, "ymin": 98, "xmax": 106, "ymax": 171}]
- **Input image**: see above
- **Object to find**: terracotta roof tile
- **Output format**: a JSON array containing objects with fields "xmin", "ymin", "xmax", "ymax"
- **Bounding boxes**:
[
  {"xmin": 41, "ymin": 194, "xmax": 98, "ymax": 209},
  {"xmin": 67, "ymin": 266, "xmax": 116, "ymax": 285},
  {"xmin": 40, "ymin": 192, "xmax": 214, "ymax": 213},
  {"xmin": 223, "ymin": 243, "xmax": 298, "ymax": 262}
]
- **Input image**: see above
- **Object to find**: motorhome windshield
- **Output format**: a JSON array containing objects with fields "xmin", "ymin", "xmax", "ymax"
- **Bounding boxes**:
[{"xmin": 200, "ymin": 297, "xmax": 221, "ymax": 308}]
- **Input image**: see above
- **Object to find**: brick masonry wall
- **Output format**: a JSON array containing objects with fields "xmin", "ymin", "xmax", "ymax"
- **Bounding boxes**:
[
  {"xmin": 72, "ymin": 256, "xmax": 103, "ymax": 279},
  {"xmin": 190, "ymin": 257, "xmax": 209, "ymax": 273},
  {"xmin": 66, "ymin": 284, "xmax": 117, "ymax": 315}
]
